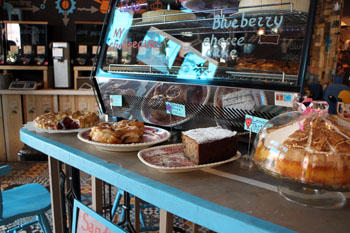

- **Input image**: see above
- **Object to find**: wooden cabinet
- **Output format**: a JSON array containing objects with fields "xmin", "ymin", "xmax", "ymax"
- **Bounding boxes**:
[
  {"xmin": 0, "ymin": 96, "xmax": 6, "ymax": 161},
  {"xmin": 75, "ymin": 95, "xmax": 98, "ymax": 112},
  {"xmin": 59, "ymin": 95, "xmax": 98, "ymax": 112},
  {"xmin": 58, "ymin": 96, "xmax": 76, "ymax": 112},
  {"xmin": 1, "ymin": 95, "xmax": 24, "ymax": 161},
  {"xmin": 23, "ymin": 95, "xmax": 56, "ymax": 122}
]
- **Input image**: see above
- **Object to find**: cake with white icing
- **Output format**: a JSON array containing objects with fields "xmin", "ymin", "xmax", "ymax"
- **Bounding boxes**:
[
  {"xmin": 254, "ymin": 114, "xmax": 350, "ymax": 188},
  {"xmin": 182, "ymin": 127, "xmax": 238, "ymax": 165}
]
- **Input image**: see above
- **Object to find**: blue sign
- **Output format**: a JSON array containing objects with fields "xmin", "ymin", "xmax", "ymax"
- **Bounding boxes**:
[
  {"xmin": 177, "ymin": 52, "xmax": 217, "ymax": 80},
  {"xmin": 165, "ymin": 102, "xmax": 186, "ymax": 118},
  {"xmin": 110, "ymin": 95, "xmax": 123, "ymax": 107},
  {"xmin": 244, "ymin": 114, "xmax": 269, "ymax": 134},
  {"xmin": 106, "ymin": 10, "xmax": 134, "ymax": 49},
  {"xmin": 137, "ymin": 27, "xmax": 181, "ymax": 74}
]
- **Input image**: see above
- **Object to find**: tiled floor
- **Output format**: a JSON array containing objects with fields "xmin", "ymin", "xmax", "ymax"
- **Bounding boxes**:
[{"xmin": 0, "ymin": 162, "xmax": 212, "ymax": 233}]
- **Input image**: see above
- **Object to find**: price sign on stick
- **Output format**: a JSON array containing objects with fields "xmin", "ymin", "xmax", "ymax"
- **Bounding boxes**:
[
  {"xmin": 244, "ymin": 114, "xmax": 269, "ymax": 162},
  {"xmin": 244, "ymin": 114, "xmax": 269, "ymax": 134},
  {"xmin": 165, "ymin": 102, "xmax": 186, "ymax": 118},
  {"xmin": 110, "ymin": 95, "xmax": 122, "ymax": 107}
]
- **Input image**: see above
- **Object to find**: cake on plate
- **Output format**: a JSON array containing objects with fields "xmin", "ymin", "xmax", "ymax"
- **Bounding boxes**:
[
  {"xmin": 90, "ymin": 119, "xmax": 144, "ymax": 144},
  {"xmin": 34, "ymin": 111, "xmax": 99, "ymax": 130},
  {"xmin": 253, "ymin": 113, "xmax": 350, "ymax": 188},
  {"xmin": 182, "ymin": 127, "xmax": 238, "ymax": 165}
]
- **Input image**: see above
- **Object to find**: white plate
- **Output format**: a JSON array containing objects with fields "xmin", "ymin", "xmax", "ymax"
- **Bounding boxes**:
[
  {"xmin": 77, "ymin": 126, "xmax": 171, "ymax": 152},
  {"xmin": 138, "ymin": 143, "xmax": 241, "ymax": 173},
  {"xmin": 24, "ymin": 121, "xmax": 90, "ymax": 134}
]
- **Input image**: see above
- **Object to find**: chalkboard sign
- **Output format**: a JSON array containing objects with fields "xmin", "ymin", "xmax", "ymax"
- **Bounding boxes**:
[
  {"xmin": 75, "ymin": 22, "xmax": 103, "ymax": 45},
  {"xmin": 72, "ymin": 199, "xmax": 127, "ymax": 233}
]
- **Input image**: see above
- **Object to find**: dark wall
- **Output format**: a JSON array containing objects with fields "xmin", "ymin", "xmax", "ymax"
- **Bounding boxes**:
[{"xmin": 2, "ymin": 0, "xmax": 107, "ymax": 42}]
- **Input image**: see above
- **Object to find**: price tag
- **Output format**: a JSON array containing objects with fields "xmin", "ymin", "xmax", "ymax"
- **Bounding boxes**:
[
  {"xmin": 78, "ymin": 45, "xmax": 88, "ymax": 54},
  {"xmin": 110, "ymin": 95, "xmax": 122, "ymax": 107},
  {"xmin": 244, "ymin": 114, "xmax": 268, "ymax": 134},
  {"xmin": 92, "ymin": 46, "xmax": 100, "ymax": 55},
  {"xmin": 23, "ymin": 45, "xmax": 32, "ymax": 55},
  {"xmin": 10, "ymin": 45, "xmax": 19, "ymax": 54},
  {"xmin": 165, "ymin": 102, "xmax": 186, "ymax": 118},
  {"xmin": 275, "ymin": 92, "xmax": 296, "ymax": 107},
  {"xmin": 37, "ymin": 46, "xmax": 46, "ymax": 55}
]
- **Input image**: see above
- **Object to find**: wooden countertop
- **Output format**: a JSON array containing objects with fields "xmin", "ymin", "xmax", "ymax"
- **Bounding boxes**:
[{"xmin": 0, "ymin": 89, "xmax": 94, "ymax": 95}]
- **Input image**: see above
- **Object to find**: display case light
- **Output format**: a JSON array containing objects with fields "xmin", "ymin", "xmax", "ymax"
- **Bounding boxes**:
[{"xmin": 258, "ymin": 28, "xmax": 265, "ymax": 35}]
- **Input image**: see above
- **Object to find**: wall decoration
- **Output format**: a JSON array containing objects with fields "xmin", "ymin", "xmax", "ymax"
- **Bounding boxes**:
[
  {"xmin": 94, "ymin": 0, "xmax": 111, "ymax": 14},
  {"xmin": 55, "ymin": 0, "xmax": 77, "ymax": 25}
]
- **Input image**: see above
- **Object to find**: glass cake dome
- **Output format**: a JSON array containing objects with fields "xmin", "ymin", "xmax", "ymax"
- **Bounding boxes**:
[{"xmin": 250, "ymin": 102, "xmax": 350, "ymax": 208}]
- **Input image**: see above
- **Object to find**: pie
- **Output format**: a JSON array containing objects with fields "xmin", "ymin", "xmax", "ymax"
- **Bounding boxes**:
[{"xmin": 34, "ymin": 111, "xmax": 99, "ymax": 130}]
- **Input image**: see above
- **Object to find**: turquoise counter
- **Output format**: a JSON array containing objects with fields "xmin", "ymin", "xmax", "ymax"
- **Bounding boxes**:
[{"xmin": 20, "ymin": 128, "xmax": 350, "ymax": 233}]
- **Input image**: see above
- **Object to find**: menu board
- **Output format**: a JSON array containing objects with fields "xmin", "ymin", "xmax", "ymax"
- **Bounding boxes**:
[
  {"xmin": 94, "ymin": 0, "xmax": 316, "ymax": 93},
  {"xmin": 76, "ymin": 22, "xmax": 103, "ymax": 45}
]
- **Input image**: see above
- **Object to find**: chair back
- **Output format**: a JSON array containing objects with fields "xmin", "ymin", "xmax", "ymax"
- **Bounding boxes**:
[{"xmin": 0, "ymin": 165, "xmax": 12, "ymax": 219}]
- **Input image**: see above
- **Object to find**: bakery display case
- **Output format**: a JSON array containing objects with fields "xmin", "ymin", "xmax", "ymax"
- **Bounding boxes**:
[
  {"xmin": 93, "ymin": 0, "xmax": 316, "ymax": 90},
  {"xmin": 3, "ymin": 21, "xmax": 50, "ymax": 66},
  {"xmin": 90, "ymin": 0, "xmax": 317, "ymax": 132}
]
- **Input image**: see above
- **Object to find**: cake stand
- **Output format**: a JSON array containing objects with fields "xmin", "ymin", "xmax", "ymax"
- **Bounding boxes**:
[
  {"xmin": 277, "ymin": 183, "xmax": 346, "ymax": 209},
  {"xmin": 251, "ymin": 108, "xmax": 349, "ymax": 209}
]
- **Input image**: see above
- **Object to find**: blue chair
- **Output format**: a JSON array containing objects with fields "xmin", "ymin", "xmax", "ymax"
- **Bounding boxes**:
[{"xmin": 0, "ymin": 165, "xmax": 52, "ymax": 233}]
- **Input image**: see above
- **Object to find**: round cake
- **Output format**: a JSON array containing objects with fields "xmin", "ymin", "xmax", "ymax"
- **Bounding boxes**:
[{"xmin": 253, "ymin": 112, "xmax": 350, "ymax": 189}]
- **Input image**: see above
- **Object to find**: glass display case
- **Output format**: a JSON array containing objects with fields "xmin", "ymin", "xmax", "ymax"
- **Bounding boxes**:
[
  {"xmin": 93, "ymin": 0, "xmax": 316, "ymax": 89},
  {"xmin": 75, "ymin": 21, "xmax": 103, "ymax": 66},
  {"xmin": 3, "ymin": 21, "xmax": 50, "ymax": 65},
  {"xmin": 90, "ymin": 0, "xmax": 317, "ymax": 131}
]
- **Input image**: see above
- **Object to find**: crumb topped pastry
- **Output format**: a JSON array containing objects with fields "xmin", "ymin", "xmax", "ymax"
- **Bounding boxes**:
[
  {"xmin": 90, "ymin": 119, "xmax": 144, "ymax": 144},
  {"xmin": 34, "ymin": 111, "xmax": 99, "ymax": 130}
]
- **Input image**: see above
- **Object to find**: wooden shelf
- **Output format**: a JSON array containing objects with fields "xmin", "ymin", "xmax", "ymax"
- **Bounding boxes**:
[
  {"xmin": 0, "ymin": 65, "xmax": 53, "ymax": 89},
  {"xmin": 73, "ymin": 66, "xmax": 93, "ymax": 90},
  {"xmin": 0, "ymin": 89, "xmax": 94, "ymax": 95}
]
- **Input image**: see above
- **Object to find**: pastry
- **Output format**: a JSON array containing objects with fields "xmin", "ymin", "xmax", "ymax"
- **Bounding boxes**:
[{"xmin": 90, "ymin": 120, "xmax": 144, "ymax": 144}]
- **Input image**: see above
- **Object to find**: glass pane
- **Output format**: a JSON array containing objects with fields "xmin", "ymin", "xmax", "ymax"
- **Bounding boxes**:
[{"xmin": 97, "ymin": 0, "xmax": 312, "ymax": 88}]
